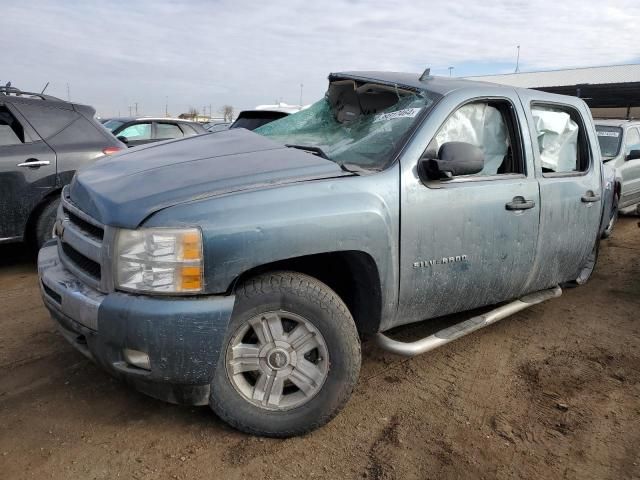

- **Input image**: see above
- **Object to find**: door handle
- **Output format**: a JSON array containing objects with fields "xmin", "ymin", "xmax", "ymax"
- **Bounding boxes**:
[
  {"xmin": 17, "ymin": 159, "xmax": 50, "ymax": 168},
  {"xmin": 506, "ymin": 196, "xmax": 535, "ymax": 211},
  {"xmin": 581, "ymin": 191, "xmax": 601, "ymax": 203}
]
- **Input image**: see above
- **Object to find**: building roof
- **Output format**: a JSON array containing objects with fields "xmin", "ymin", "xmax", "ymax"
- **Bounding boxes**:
[
  {"xmin": 465, "ymin": 64, "xmax": 640, "ymax": 109},
  {"xmin": 465, "ymin": 64, "xmax": 640, "ymax": 88}
]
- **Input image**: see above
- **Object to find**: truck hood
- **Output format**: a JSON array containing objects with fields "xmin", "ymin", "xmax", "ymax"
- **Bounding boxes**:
[{"xmin": 69, "ymin": 129, "xmax": 346, "ymax": 228}]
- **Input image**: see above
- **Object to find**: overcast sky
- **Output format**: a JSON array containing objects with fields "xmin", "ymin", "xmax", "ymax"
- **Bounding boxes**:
[{"xmin": 3, "ymin": 0, "xmax": 639, "ymax": 117}]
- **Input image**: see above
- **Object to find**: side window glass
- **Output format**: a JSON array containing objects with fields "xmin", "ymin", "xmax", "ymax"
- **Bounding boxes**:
[
  {"xmin": 531, "ymin": 105, "xmax": 587, "ymax": 173},
  {"xmin": 427, "ymin": 101, "xmax": 522, "ymax": 176},
  {"xmin": 118, "ymin": 123, "xmax": 151, "ymax": 140},
  {"xmin": 624, "ymin": 128, "xmax": 640, "ymax": 158},
  {"xmin": 13, "ymin": 102, "xmax": 79, "ymax": 139},
  {"xmin": 156, "ymin": 122, "xmax": 183, "ymax": 139},
  {"xmin": 0, "ymin": 106, "xmax": 25, "ymax": 146}
]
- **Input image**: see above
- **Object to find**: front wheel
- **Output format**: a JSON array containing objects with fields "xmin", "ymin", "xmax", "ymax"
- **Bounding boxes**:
[{"xmin": 209, "ymin": 271, "xmax": 361, "ymax": 437}]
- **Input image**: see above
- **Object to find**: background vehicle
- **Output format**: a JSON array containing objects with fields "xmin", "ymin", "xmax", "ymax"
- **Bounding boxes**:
[
  {"xmin": 229, "ymin": 103, "xmax": 307, "ymax": 131},
  {"xmin": 204, "ymin": 121, "xmax": 231, "ymax": 132},
  {"xmin": 594, "ymin": 119, "xmax": 640, "ymax": 216},
  {"xmin": 102, "ymin": 117, "xmax": 206, "ymax": 147},
  {"xmin": 39, "ymin": 72, "xmax": 610, "ymax": 437},
  {"xmin": 0, "ymin": 85, "xmax": 124, "ymax": 247}
]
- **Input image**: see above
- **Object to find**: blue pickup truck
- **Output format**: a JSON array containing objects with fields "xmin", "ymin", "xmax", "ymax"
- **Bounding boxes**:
[{"xmin": 38, "ymin": 71, "xmax": 614, "ymax": 437}]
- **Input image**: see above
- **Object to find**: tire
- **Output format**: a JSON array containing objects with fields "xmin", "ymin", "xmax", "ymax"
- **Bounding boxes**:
[
  {"xmin": 209, "ymin": 271, "xmax": 361, "ymax": 437},
  {"xmin": 601, "ymin": 194, "xmax": 618, "ymax": 239},
  {"xmin": 35, "ymin": 198, "xmax": 60, "ymax": 249}
]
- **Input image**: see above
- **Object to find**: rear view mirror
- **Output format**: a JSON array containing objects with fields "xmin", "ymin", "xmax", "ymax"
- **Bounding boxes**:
[
  {"xmin": 418, "ymin": 141, "xmax": 484, "ymax": 181},
  {"xmin": 117, "ymin": 135, "xmax": 129, "ymax": 144},
  {"xmin": 627, "ymin": 149, "xmax": 640, "ymax": 161}
]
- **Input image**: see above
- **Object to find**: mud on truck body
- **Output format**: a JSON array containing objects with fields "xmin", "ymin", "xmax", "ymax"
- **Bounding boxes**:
[{"xmin": 38, "ymin": 71, "xmax": 614, "ymax": 437}]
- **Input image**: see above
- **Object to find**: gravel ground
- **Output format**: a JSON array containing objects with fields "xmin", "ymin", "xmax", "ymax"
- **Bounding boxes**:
[{"xmin": 0, "ymin": 218, "xmax": 638, "ymax": 480}]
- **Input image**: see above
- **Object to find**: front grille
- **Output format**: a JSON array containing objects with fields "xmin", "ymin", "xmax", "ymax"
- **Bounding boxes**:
[
  {"xmin": 62, "ymin": 242, "xmax": 102, "ymax": 280},
  {"xmin": 64, "ymin": 207, "xmax": 104, "ymax": 240}
]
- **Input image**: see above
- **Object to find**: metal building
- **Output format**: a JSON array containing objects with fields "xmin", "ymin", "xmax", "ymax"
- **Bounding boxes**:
[{"xmin": 466, "ymin": 64, "xmax": 640, "ymax": 119}]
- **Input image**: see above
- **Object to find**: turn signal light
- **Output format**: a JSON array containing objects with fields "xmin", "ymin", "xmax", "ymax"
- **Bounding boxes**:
[{"xmin": 102, "ymin": 146, "xmax": 122, "ymax": 155}]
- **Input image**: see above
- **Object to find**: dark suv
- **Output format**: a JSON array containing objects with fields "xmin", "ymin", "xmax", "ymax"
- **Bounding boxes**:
[
  {"xmin": 102, "ymin": 117, "xmax": 206, "ymax": 147},
  {"xmin": 0, "ymin": 86, "xmax": 124, "ymax": 248}
]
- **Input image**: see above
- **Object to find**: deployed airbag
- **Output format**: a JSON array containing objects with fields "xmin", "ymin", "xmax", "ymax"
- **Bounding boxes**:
[
  {"xmin": 531, "ymin": 106, "xmax": 579, "ymax": 172},
  {"xmin": 434, "ymin": 103, "xmax": 508, "ymax": 175}
]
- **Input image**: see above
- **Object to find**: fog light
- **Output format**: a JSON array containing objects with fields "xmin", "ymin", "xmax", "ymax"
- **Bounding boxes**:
[{"xmin": 123, "ymin": 348, "xmax": 151, "ymax": 371}]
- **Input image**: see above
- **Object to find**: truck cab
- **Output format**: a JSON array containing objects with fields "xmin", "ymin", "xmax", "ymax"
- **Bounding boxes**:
[{"xmin": 38, "ymin": 72, "xmax": 610, "ymax": 437}]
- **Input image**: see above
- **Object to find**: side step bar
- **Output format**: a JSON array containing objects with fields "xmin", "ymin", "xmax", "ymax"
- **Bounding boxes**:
[{"xmin": 376, "ymin": 286, "xmax": 562, "ymax": 357}]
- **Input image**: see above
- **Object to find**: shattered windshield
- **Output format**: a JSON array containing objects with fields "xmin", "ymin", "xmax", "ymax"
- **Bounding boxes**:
[{"xmin": 255, "ymin": 82, "xmax": 435, "ymax": 170}]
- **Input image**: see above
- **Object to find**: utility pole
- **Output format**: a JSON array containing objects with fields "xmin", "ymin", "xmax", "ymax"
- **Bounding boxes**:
[
  {"xmin": 128, "ymin": 105, "xmax": 133, "ymax": 116},
  {"xmin": 165, "ymin": 96, "xmax": 168, "ymax": 117},
  {"xmin": 299, "ymin": 83, "xmax": 304, "ymax": 107},
  {"xmin": 134, "ymin": 102, "xmax": 139, "ymax": 116},
  {"xmin": 66, "ymin": 83, "xmax": 70, "ymax": 101},
  {"xmin": 209, "ymin": 104, "xmax": 212, "ymax": 119},
  {"xmin": 515, "ymin": 45, "xmax": 521, "ymax": 73},
  {"xmin": 448, "ymin": 66, "xmax": 454, "ymax": 77}
]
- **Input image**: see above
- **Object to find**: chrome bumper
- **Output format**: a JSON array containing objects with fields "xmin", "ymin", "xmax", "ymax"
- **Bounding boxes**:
[{"xmin": 38, "ymin": 241, "xmax": 105, "ymax": 331}]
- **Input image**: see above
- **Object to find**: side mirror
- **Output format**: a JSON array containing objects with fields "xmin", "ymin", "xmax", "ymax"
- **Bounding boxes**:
[
  {"xmin": 627, "ymin": 149, "xmax": 640, "ymax": 161},
  {"xmin": 418, "ymin": 141, "xmax": 484, "ymax": 181},
  {"xmin": 117, "ymin": 135, "xmax": 129, "ymax": 144}
]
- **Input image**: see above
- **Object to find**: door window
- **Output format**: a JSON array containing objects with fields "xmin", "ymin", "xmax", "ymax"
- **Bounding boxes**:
[
  {"xmin": 118, "ymin": 123, "xmax": 151, "ymax": 140},
  {"xmin": 155, "ymin": 122, "xmax": 183, "ymax": 139},
  {"xmin": 624, "ymin": 127, "xmax": 640, "ymax": 158},
  {"xmin": 530, "ymin": 104, "xmax": 589, "ymax": 174},
  {"xmin": 0, "ymin": 106, "xmax": 26, "ymax": 146},
  {"xmin": 427, "ymin": 100, "xmax": 524, "ymax": 177}
]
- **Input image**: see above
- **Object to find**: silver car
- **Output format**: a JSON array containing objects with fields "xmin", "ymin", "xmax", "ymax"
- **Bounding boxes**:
[{"xmin": 595, "ymin": 119, "xmax": 640, "ymax": 215}]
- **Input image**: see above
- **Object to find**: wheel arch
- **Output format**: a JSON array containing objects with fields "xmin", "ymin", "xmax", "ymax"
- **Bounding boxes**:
[
  {"xmin": 24, "ymin": 187, "xmax": 62, "ymax": 244},
  {"xmin": 228, "ymin": 251, "xmax": 383, "ymax": 336}
]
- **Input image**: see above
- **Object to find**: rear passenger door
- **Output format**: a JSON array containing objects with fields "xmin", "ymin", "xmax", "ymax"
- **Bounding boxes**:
[
  {"xmin": 0, "ymin": 103, "xmax": 57, "ymax": 240},
  {"xmin": 619, "ymin": 126, "xmax": 640, "ymax": 208},
  {"xmin": 154, "ymin": 121, "xmax": 184, "ymax": 142},
  {"xmin": 518, "ymin": 94, "xmax": 602, "ymax": 289},
  {"xmin": 398, "ymin": 92, "xmax": 541, "ymax": 325}
]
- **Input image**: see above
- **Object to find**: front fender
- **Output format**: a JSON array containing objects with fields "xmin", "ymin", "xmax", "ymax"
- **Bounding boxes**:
[{"xmin": 144, "ymin": 166, "xmax": 401, "ymax": 322}]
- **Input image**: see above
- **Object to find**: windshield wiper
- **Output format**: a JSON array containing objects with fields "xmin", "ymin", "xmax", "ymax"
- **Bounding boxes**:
[
  {"xmin": 285, "ymin": 144, "xmax": 374, "ymax": 175},
  {"xmin": 339, "ymin": 163, "xmax": 376, "ymax": 174},
  {"xmin": 285, "ymin": 144, "xmax": 330, "ymax": 160}
]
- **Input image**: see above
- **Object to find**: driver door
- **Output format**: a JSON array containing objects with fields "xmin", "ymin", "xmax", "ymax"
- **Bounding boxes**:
[
  {"xmin": 397, "ymin": 94, "xmax": 540, "ymax": 326},
  {"xmin": 117, "ymin": 122, "xmax": 153, "ymax": 147}
]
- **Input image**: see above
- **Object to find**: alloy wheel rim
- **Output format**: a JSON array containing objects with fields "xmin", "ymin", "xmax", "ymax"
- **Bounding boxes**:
[{"xmin": 225, "ymin": 311, "xmax": 329, "ymax": 411}]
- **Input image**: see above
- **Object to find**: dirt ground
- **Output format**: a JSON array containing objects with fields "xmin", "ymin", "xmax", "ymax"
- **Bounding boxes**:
[{"xmin": 0, "ymin": 218, "xmax": 638, "ymax": 480}]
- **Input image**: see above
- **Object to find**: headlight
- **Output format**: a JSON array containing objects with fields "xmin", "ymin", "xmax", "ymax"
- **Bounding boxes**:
[{"xmin": 115, "ymin": 228, "xmax": 203, "ymax": 294}]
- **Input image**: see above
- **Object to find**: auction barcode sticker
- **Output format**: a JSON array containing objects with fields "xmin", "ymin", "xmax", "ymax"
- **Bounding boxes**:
[
  {"xmin": 597, "ymin": 131, "xmax": 620, "ymax": 137},
  {"xmin": 373, "ymin": 108, "xmax": 421, "ymax": 123}
]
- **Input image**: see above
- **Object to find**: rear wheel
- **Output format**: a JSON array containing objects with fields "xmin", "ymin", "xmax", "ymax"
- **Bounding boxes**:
[
  {"xmin": 35, "ymin": 198, "xmax": 60, "ymax": 249},
  {"xmin": 209, "ymin": 271, "xmax": 361, "ymax": 437}
]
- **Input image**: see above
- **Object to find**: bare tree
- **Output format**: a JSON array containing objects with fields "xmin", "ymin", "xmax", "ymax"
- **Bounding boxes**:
[
  {"xmin": 221, "ymin": 105, "xmax": 234, "ymax": 122},
  {"xmin": 188, "ymin": 107, "xmax": 198, "ymax": 121}
]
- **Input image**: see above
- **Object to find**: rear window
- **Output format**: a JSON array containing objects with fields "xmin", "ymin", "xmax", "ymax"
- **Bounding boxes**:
[
  {"xmin": 13, "ymin": 102, "xmax": 79, "ymax": 139},
  {"xmin": 595, "ymin": 125, "xmax": 623, "ymax": 159}
]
